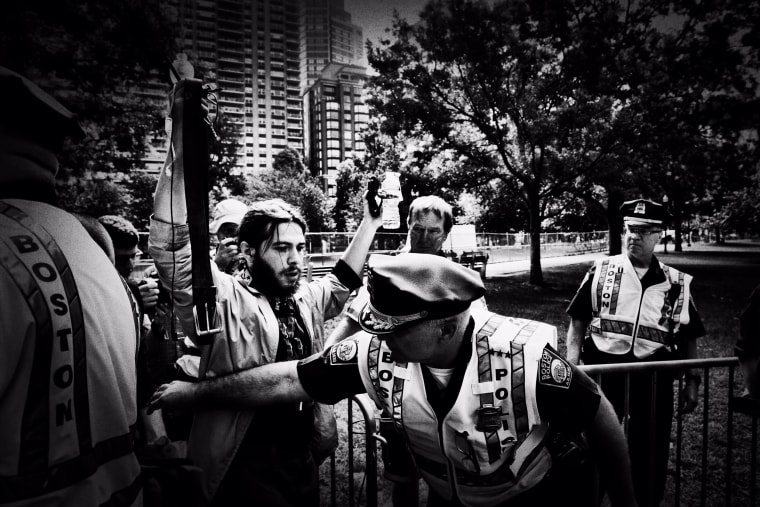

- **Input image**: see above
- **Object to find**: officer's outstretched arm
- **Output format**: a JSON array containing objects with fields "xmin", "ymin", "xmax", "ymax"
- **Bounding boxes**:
[
  {"xmin": 147, "ymin": 360, "xmax": 310, "ymax": 413},
  {"xmin": 585, "ymin": 395, "xmax": 639, "ymax": 507}
]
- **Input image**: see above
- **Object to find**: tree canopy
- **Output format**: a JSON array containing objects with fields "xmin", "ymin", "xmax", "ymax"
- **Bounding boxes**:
[{"xmin": 364, "ymin": 0, "xmax": 759, "ymax": 283}]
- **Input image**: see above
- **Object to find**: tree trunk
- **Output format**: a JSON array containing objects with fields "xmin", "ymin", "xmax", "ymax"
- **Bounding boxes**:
[
  {"xmin": 528, "ymin": 192, "xmax": 543, "ymax": 285},
  {"xmin": 607, "ymin": 188, "xmax": 624, "ymax": 256},
  {"xmin": 674, "ymin": 225, "xmax": 683, "ymax": 252},
  {"xmin": 672, "ymin": 199, "xmax": 683, "ymax": 252}
]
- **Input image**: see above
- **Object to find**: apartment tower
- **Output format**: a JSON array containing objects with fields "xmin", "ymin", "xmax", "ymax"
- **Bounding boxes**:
[{"xmin": 144, "ymin": 0, "xmax": 304, "ymax": 175}]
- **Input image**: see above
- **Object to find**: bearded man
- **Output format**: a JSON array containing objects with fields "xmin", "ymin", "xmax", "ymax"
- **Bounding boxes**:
[{"xmin": 149, "ymin": 124, "xmax": 381, "ymax": 506}]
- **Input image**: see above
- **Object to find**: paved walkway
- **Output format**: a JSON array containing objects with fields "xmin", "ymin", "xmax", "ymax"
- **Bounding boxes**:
[{"xmin": 485, "ymin": 240, "xmax": 760, "ymax": 278}]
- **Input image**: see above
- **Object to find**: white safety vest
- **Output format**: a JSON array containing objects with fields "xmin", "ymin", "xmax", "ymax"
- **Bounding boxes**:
[
  {"xmin": 0, "ymin": 201, "xmax": 142, "ymax": 507},
  {"xmin": 589, "ymin": 254, "xmax": 692, "ymax": 358},
  {"xmin": 358, "ymin": 310, "xmax": 557, "ymax": 506}
]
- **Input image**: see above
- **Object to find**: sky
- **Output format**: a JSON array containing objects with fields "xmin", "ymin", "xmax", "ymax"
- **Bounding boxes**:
[{"xmin": 344, "ymin": 0, "xmax": 425, "ymax": 65}]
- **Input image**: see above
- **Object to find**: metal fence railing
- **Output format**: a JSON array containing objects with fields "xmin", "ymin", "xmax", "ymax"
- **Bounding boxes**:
[
  {"xmin": 323, "ymin": 356, "xmax": 759, "ymax": 507},
  {"xmin": 137, "ymin": 230, "xmax": 610, "ymax": 271}
]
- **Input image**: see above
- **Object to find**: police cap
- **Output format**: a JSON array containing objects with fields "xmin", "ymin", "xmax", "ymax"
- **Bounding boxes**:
[
  {"xmin": 0, "ymin": 66, "xmax": 85, "ymax": 150},
  {"xmin": 620, "ymin": 199, "xmax": 671, "ymax": 229},
  {"xmin": 359, "ymin": 253, "xmax": 485, "ymax": 334}
]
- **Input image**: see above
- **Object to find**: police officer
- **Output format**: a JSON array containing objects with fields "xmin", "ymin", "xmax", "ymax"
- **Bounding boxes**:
[
  {"xmin": 566, "ymin": 198, "xmax": 705, "ymax": 507},
  {"xmin": 149, "ymin": 253, "xmax": 638, "ymax": 507},
  {"xmin": 0, "ymin": 67, "xmax": 143, "ymax": 505}
]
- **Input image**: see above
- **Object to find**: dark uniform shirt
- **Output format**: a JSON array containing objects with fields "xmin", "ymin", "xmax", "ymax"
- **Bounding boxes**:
[{"xmin": 297, "ymin": 319, "xmax": 602, "ymax": 435}]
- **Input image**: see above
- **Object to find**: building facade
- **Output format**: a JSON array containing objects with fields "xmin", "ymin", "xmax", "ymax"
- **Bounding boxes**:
[
  {"xmin": 143, "ymin": 0, "xmax": 304, "ymax": 175},
  {"xmin": 304, "ymin": 62, "xmax": 368, "ymax": 197},
  {"xmin": 141, "ymin": 0, "xmax": 369, "ymax": 197},
  {"xmin": 298, "ymin": 0, "xmax": 363, "ymax": 95}
]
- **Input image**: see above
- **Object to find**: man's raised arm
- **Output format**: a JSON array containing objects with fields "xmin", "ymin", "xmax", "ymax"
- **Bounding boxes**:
[
  {"xmin": 153, "ymin": 88, "xmax": 189, "ymax": 225},
  {"xmin": 147, "ymin": 361, "xmax": 309, "ymax": 413},
  {"xmin": 337, "ymin": 190, "xmax": 382, "ymax": 276}
]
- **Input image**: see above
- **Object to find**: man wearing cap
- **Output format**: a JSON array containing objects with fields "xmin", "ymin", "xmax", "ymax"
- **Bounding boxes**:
[
  {"xmin": 0, "ymin": 67, "xmax": 143, "ymax": 505},
  {"xmin": 209, "ymin": 198, "xmax": 249, "ymax": 280},
  {"xmin": 99, "ymin": 214, "xmax": 160, "ymax": 320},
  {"xmin": 566, "ymin": 198, "xmax": 705, "ymax": 507},
  {"xmin": 150, "ymin": 254, "xmax": 638, "ymax": 506},
  {"xmin": 326, "ymin": 195, "xmax": 483, "ymax": 349},
  {"xmin": 324, "ymin": 194, "xmax": 487, "ymax": 504}
]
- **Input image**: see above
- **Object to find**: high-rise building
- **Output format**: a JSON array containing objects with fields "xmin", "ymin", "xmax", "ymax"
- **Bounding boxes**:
[
  {"xmin": 143, "ymin": 0, "xmax": 304, "ymax": 175},
  {"xmin": 304, "ymin": 62, "xmax": 368, "ymax": 197},
  {"xmin": 298, "ymin": 0, "xmax": 364, "ymax": 95}
]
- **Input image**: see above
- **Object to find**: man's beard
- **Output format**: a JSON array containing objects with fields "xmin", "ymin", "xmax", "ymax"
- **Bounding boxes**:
[{"xmin": 249, "ymin": 256, "xmax": 301, "ymax": 298}]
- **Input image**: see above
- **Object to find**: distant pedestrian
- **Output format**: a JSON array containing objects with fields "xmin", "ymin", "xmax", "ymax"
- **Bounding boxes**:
[{"xmin": 209, "ymin": 198, "xmax": 249, "ymax": 281}]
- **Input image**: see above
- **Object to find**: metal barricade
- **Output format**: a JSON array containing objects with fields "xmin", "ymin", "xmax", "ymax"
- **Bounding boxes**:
[
  {"xmin": 581, "ymin": 357, "xmax": 755, "ymax": 507},
  {"xmin": 323, "ymin": 357, "xmax": 759, "ymax": 506},
  {"xmin": 323, "ymin": 395, "xmax": 380, "ymax": 507}
]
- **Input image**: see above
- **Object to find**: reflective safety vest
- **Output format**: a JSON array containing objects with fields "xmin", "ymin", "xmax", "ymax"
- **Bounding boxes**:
[
  {"xmin": 589, "ymin": 254, "xmax": 692, "ymax": 358},
  {"xmin": 358, "ymin": 310, "xmax": 557, "ymax": 506},
  {"xmin": 0, "ymin": 201, "xmax": 142, "ymax": 507}
]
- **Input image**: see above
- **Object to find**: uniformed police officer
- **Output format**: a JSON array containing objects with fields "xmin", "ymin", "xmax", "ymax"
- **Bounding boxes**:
[
  {"xmin": 566, "ymin": 198, "xmax": 705, "ymax": 507},
  {"xmin": 0, "ymin": 67, "xmax": 143, "ymax": 506},
  {"xmin": 150, "ymin": 253, "xmax": 638, "ymax": 507}
]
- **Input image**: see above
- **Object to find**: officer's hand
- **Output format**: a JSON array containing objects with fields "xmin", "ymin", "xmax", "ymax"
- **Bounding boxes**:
[
  {"xmin": 147, "ymin": 381, "xmax": 197, "ymax": 414},
  {"xmin": 214, "ymin": 237, "xmax": 240, "ymax": 271},
  {"xmin": 138, "ymin": 278, "xmax": 160, "ymax": 312},
  {"xmin": 679, "ymin": 382, "xmax": 699, "ymax": 414}
]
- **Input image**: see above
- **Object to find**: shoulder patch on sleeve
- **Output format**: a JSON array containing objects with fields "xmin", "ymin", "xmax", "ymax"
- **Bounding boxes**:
[
  {"xmin": 539, "ymin": 346, "xmax": 572, "ymax": 389},
  {"xmin": 329, "ymin": 338, "xmax": 359, "ymax": 365}
]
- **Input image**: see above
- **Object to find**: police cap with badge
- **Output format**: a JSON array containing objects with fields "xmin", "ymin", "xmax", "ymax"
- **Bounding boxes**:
[
  {"xmin": 0, "ymin": 66, "xmax": 85, "ymax": 151},
  {"xmin": 358, "ymin": 253, "xmax": 486, "ymax": 334},
  {"xmin": 0, "ymin": 66, "xmax": 85, "ymax": 198},
  {"xmin": 620, "ymin": 198, "xmax": 672, "ymax": 230}
]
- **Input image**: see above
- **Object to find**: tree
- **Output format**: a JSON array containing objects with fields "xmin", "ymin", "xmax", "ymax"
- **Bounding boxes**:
[
  {"xmin": 618, "ymin": 1, "xmax": 760, "ymax": 250},
  {"xmin": 124, "ymin": 172, "xmax": 160, "ymax": 231},
  {"xmin": 249, "ymin": 148, "xmax": 333, "ymax": 232},
  {"xmin": 1, "ymin": 0, "xmax": 179, "ymax": 183},
  {"xmin": 367, "ymin": 0, "xmax": 760, "ymax": 282},
  {"xmin": 367, "ymin": 0, "xmax": 635, "ymax": 284},
  {"xmin": 332, "ymin": 159, "xmax": 365, "ymax": 232},
  {"xmin": 55, "ymin": 176, "xmax": 127, "ymax": 219},
  {"xmin": 208, "ymin": 112, "xmax": 246, "ymax": 201}
]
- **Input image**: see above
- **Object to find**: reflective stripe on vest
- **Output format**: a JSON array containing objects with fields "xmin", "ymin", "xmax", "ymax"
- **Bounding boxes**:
[
  {"xmin": 475, "ymin": 314, "xmax": 506, "ymax": 464},
  {"xmin": 0, "ymin": 203, "xmax": 138, "ymax": 503},
  {"xmin": 361, "ymin": 313, "xmax": 555, "ymax": 505}
]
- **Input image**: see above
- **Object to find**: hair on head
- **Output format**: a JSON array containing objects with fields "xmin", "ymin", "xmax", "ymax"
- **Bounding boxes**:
[
  {"xmin": 238, "ymin": 198, "xmax": 307, "ymax": 252},
  {"xmin": 407, "ymin": 195, "xmax": 453, "ymax": 233},
  {"xmin": 97, "ymin": 215, "xmax": 139, "ymax": 250}
]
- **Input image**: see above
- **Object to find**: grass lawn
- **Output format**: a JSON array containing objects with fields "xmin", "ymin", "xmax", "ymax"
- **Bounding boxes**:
[{"xmin": 320, "ymin": 241, "xmax": 760, "ymax": 506}]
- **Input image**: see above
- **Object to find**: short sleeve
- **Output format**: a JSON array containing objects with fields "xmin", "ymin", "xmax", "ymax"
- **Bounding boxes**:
[
  {"xmin": 566, "ymin": 264, "xmax": 596, "ymax": 321},
  {"xmin": 536, "ymin": 344, "xmax": 601, "ymax": 433}
]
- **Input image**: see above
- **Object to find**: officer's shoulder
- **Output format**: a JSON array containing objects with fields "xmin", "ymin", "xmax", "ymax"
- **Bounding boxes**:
[{"xmin": 538, "ymin": 344, "xmax": 573, "ymax": 390}]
